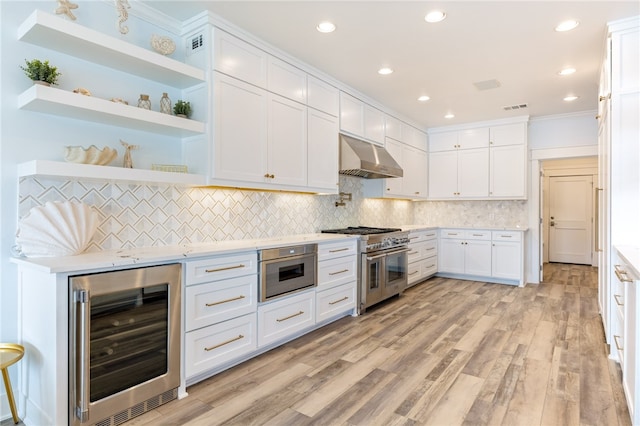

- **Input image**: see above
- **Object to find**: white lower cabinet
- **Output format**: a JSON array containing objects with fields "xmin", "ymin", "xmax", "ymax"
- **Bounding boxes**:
[
  {"xmin": 316, "ymin": 238, "xmax": 358, "ymax": 320},
  {"xmin": 316, "ymin": 282, "xmax": 356, "ymax": 323},
  {"xmin": 491, "ymin": 231, "xmax": 523, "ymax": 281},
  {"xmin": 258, "ymin": 290, "xmax": 316, "ymax": 347},
  {"xmin": 407, "ymin": 228, "xmax": 438, "ymax": 287}
]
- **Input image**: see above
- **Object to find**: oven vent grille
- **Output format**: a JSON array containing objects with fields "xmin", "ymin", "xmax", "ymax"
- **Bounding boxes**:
[{"xmin": 94, "ymin": 388, "xmax": 178, "ymax": 426}]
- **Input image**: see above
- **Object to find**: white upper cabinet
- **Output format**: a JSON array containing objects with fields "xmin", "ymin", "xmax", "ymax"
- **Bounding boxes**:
[
  {"xmin": 428, "ymin": 151, "xmax": 458, "ymax": 199},
  {"xmin": 458, "ymin": 127, "xmax": 489, "ymax": 149},
  {"xmin": 403, "ymin": 124, "xmax": 428, "ymax": 151},
  {"xmin": 458, "ymin": 148, "xmax": 490, "ymax": 197},
  {"xmin": 267, "ymin": 56, "xmax": 307, "ymax": 104},
  {"xmin": 490, "ymin": 123, "xmax": 526, "ymax": 146},
  {"xmin": 307, "ymin": 76, "xmax": 339, "ymax": 116},
  {"xmin": 385, "ymin": 115, "xmax": 403, "ymax": 141},
  {"xmin": 214, "ymin": 29, "xmax": 267, "ymax": 87},
  {"xmin": 490, "ymin": 144, "xmax": 526, "ymax": 198},
  {"xmin": 339, "ymin": 92, "xmax": 384, "ymax": 145},
  {"xmin": 402, "ymin": 145, "xmax": 428, "ymax": 198},
  {"xmin": 307, "ymin": 109, "xmax": 339, "ymax": 191},
  {"xmin": 382, "ymin": 138, "xmax": 404, "ymax": 196},
  {"xmin": 429, "ymin": 131, "xmax": 459, "ymax": 152},
  {"xmin": 267, "ymin": 94, "xmax": 308, "ymax": 186}
]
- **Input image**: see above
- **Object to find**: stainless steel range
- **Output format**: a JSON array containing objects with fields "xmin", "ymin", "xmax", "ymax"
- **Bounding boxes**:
[{"xmin": 322, "ymin": 227, "xmax": 410, "ymax": 313}]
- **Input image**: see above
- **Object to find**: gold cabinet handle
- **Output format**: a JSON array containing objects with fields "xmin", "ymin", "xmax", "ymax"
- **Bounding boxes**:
[
  {"xmin": 205, "ymin": 295, "xmax": 245, "ymax": 307},
  {"xmin": 614, "ymin": 266, "xmax": 633, "ymax": 283},
  {"xmin": 409, "ymin": 251, "xmax": 419, "ymax": 255},
  {"xmin": 427, "ymin": 264, "xmax": 436, "ymax": 268},
  {"xmin": 614, "ymin": 294, "xmax": 624, "ymax": 306},
  {"xmin": 614, "ymin": 335, "xmax": 623, "ymax": 351},
  {"xmin": 409, "ymin": 270, "xmax": 419, "ymax": 275},
  {"xmin": 264, "ymin": 173, "xmax": 275, "ymax": 179},
  {"xmin": 500, "ymin": 235, "xmax": 512, "ymax": 238},
  {"xmin": 426, "ymin": 247, "xmax": 435, "ymax": 251},
  {"xmin": 204, "ymin": 334, "xmax": 244, "ymax": 351},
  {"xmin": 276, "ymin": 311, "xmax": 304, "ymax": 322},
  {"xmin": 329, "ymin": 296, "xmax": 349, "ymax": 305},
  {"xmin": 328, "ymin": 269, "xmax": 349, "ymax": 276},
  {"xmin": 205, "ymin": 264, "xmax": 245, "ymax": 273},
  {"xmin": 329, "ymin": 248, "xmax": 349, "ymax": 253}
]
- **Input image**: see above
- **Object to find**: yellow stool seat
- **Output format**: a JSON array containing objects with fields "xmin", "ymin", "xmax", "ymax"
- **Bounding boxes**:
[{"xmin": 0, "ymin": 343, "xmax": 24, "ymax": 424}]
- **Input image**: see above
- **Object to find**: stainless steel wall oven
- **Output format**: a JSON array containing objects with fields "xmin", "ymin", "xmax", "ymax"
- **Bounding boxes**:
[{"xmin": 69, "ymin": 263, "xmax": 181, "ymax": 426}]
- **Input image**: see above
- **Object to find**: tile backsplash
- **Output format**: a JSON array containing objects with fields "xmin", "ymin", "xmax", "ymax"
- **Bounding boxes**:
[{"xmin": 17, "ymin": 175, "xmax": 527, "ymax": 252}]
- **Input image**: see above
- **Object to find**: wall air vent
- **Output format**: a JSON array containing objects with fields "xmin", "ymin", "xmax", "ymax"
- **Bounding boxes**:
[
  {"xmin": 503, "ymin": 103, "xmax": 529, "ymax": 111},
  {"xmin": 188, "ymin": 33, "xmax": 204, "ymax": 55}
]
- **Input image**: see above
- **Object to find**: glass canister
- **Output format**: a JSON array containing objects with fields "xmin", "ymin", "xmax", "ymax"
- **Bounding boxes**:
[
  {"xmin": 160, "ymin": 92, "xmax": 172, "ymax": 114},
  {"xmin": 137, "ymin": 94, "xmax": 151, "ymax": 110}
]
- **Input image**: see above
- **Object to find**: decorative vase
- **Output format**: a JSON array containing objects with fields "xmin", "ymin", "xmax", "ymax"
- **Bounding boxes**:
[
  {"xmin": 137, "ymin": 94, "xmax": 151, "ymax": 110},
  {"xmin": 160, "ymin": 93, "xmax": 172, "ymax": 114},
  {"xmin": 32, "ymin": 80, "xmax": 51, "ymax": 87},
  {"xmin": 176, "ymin": 114, "xmax": 187, "ymax": 118}
]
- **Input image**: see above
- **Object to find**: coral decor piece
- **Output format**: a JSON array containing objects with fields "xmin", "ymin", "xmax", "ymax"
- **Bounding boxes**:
[
  {"xmin": 15, "ymin": 201, "xmax": 99, "ymax": 257},
  {"xmin": 55, "ymin": 0, "xmax": 78, "ymax": 20},
  {"xmin": 64, "ymin": 145, "xmax": 117, "ymax": 165},
  {"xmin": 73, "ymin": 87, "xmax": 91, "ymax": 96},
  {"xmin": 121, "ymin": 139, "xmax": 138, "ymax": 168},
  {"xmin": 115, "ymin": 0, "xmax": 131, "ymax": 34},
  {"xmin": 151, "ymin": 35, "xmax": 176, "ymax": 56}
]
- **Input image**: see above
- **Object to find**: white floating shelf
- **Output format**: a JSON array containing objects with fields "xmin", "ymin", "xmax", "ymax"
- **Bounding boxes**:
[
  {"xmin": 18, "ymin": 160, "xmax": 208, "ymax": 186},
  {"xmin": 17, "ymin": 10, "xmax": 206, "ymax": 88},
  {"xmin": 18, "ymin": 84, "xmax": 205, "ymax": 137}
]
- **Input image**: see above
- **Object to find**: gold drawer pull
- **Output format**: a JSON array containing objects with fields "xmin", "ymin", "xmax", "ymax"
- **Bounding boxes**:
[
  {"xmin": 427, "ymin": 264, "xmax": 436, "ymax": 268},
  {"xmin": 276, "ymin": 311, "xmax": 304, "ymax": 322},
  {"xmin": 472, "ymin": 234, "xmax": 484, "ymax": 237},
  {"xmin": 329, "ymin": 296, "xmax": 349, "ymax": 305},
  {"xmin": 409, "ymin": 237, "xmax": 419, "ymax": 240},
  {"xmin": 329, "ymin": 269, "xmax": 349, "ymax": 276},
  {"xmin": 500, "ymin": 235, "xmax": 513, "ymax": 238},
  {"xmin": 205, "ymin": 264, "xmax": 245, "ymax": 273},
  {"xmin": 204, "ymin": 334, "xmax": 244, "ymax": 351},
  {"xmin": 409, "ymin": 251, "xmax": 419, "ymax": 255},
  {"xmin": 205, "ymin": 295, "xmax": 245, "ymax": 307},
  {"xmin": 614, "ymin": 335, "xmax": 623, "ymax": 351},
  {"xmin": 614, "ymin": 294, "xmax": 624, "ymax": 306},
  {"xmin": 614, "ymin": 268, "xmax": 633, "ymax": 283},
  {"xmin": 329, "ymin": 248, "xmax": 349, "ymax": 253},
  {"xmin": 409, "ymin": 270, "xmax": 419, "ymax": 275},
  {"xmin": 426, "ymin": 247, "xmax": 435, "ymax": 250}
]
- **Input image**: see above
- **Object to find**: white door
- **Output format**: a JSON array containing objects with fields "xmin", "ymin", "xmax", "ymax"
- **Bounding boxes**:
[{"xmin": 549, "ymin": 175, "xmax": 593, "ymax": 264}]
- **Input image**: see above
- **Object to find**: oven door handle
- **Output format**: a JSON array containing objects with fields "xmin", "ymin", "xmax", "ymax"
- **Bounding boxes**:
[{"xmin": 366, "ymin": 247, "xmax": 409, "ymax": 261}]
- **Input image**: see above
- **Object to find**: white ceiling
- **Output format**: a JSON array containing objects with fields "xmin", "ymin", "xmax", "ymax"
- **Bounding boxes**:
[{"xmin": 144, "ymin": 1, "xmax": 639, "ymax": 129}]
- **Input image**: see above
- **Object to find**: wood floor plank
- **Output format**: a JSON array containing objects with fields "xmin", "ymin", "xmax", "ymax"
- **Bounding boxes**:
[
  {"xmin": 425, "ymin": 373, "xmax": 484, "ymax": 425},
  {"xmin": 501, "ymin": 357, "xmax": 551, "ymax": 426}
]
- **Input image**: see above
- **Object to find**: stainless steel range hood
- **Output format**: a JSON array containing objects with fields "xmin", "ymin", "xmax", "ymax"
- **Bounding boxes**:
[{"xmin": 339, "ymin": 134, "xmax": 403, "ymax": 179}]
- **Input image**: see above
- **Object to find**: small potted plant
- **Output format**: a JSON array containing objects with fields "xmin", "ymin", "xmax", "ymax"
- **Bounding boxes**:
[
  {"xmin": 19, "ymin": 59, "xmax": 61, "ymax": 86},
  {"xmin": 173, "ymin": 100, "xmax": 192, "ymax": 118}
]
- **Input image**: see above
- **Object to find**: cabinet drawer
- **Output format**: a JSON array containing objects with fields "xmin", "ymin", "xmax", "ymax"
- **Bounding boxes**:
[
  {"xmin": 491, "ymin": 231, "xmax": 522, "ymax": 242},
  {"xmin": 316, "ymin": 282, "xmax": 356, "ymax": 323},
  {"xmin": 186, "ymin": 252, "xmax": 257, "ymax": 285},
  {"xmin": 408, "ymin": 244, "xmax": 424, "ymax": 263},
  {"xmin": 318, "ymin": 256, "xmax": 357, "ymax": 289},
  {"xmin": 464, "ymin": 230, "xmax": 491, "ymax": 240},
  {"xmin": 407, "ymin": 261, "xmax": 422, "ymax": 285},
  {"xmin": 258, "ymin": 291, "xmax": 315, "ymax": 347},
  {"xmin": 185, "ymin": 274, "xmax": 258, "ymax": 331},
  {"xmin": 423, "ymin": 256, "xmax": 438, "ymax": 277},
  {"xmin": 440, "ymin": 229, "xmax": 464, "ymax": 239},
  {"xmin": 318, "ymin": 240, "xmax": 358, "ymax": 260},
  {"xmin": 422, "ymin": 240, "xmax": 437, "ymax": 257},
  {"xmin": 185, "ymin": 313, "xmax": 257, "ymax": 379}
]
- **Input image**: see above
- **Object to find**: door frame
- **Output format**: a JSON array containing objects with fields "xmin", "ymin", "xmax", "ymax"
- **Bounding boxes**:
[{"xmin": 528, "ymin": 145, "xmax": 598, "ymax": 283}]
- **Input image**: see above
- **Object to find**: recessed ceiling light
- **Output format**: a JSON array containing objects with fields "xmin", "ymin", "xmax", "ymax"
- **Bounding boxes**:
[
  {"xmin": 425, "ymin": 10, "xmax": 446, "ymax": 23},
  {"xmin": 558, "ymin": 67, "xmax": 576, "ymax": 76},
  {"xmin": 316, "ymin": 21, "xmax": 336, "ymax": 33},
  {"xmin": 378, "ymin": 67, "xmax": 394, "ymax": 75},
  {"xmin": 555, "ymin": 20, "xmax": 579, "ymax": 32},
  {"xmin": 445, "ymin": 113, "xmax": 455, "ymax": 119},
  {"xmin": 418, "ymin": 95, "xmax": 430, "ymax": 102},
  {"xmin": 563, "ymin": 95, "xmax": 579, "ymax": 101}
]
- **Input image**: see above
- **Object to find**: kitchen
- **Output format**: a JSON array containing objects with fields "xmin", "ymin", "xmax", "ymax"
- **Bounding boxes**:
[{"xmin": 1, "ymin": 1, "xmax": 639, "ymax": 425}]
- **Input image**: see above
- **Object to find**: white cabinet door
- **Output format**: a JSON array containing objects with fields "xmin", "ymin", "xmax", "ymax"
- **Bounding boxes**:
[
  {"xmin": 267, "ymin": 56, "xmax": 306, "ymax": 103},
  {"xmin": 364, "ymin": 104, "xmax": 385, "ymax": 145},
  {"xmin": 307, "ymin": 75, "xmax": 338, "ymax": 116},
  {"xmin": 307, "ymin": 108, "xmax": 339, "ymax": 191},
  {"xmin": 490, "ymin": 144, "xmax": 526, "ymax": 198},
  {"xmin": 428, "ymin": 150, "xmax": 457, "ymax": 198},
  {"xmin": 383, "ymin": 138, "xmax": 404, "ymax": 196},
  {"xmin": 214, "ymin": 30, "xmax": 267, "ymax": 87},
  {"xmin": 458, "ymin": 127, "xmax": 489, "ymax": 149},
  {"xmin": 267, "ymin": 94, "xmax": 307, "ymax": 186},
  {"xmin": 465, "ymin": 240, "xmax": 492, "ymax": 276},
  {"xmin": 492, "ymin": 241, "xmax": 521, "ymax": 280},
  {"xmin": 403, "ymin": 124, "xmax": 428, "ymax": 151},
  {"xmin": 490, "ymin": 123, "xmax": 526, "ymax": 146},
  {"xmin": 385, "ymin": 115, "xmax": 403, "ymax": 141},
  {"xmin": 339, "ymin": 91, "xmax": 364, "ymax": 136},
  {"xmin": 403, "ymin": 145, "xmax": 427, "ymax": 198},
  {"xmin": 458, "ymin": 148, "xmax": 489, "ymax": 197},
  {"xmin": 214, "ymin": 73, "xmax": 268, "ymax": 183},
  {"xmin": 258, "ymin": 291, "xmax": 315, "ymax": 347},
  {"xmin": 429, "ymin": 131, "xmax": 458, "ymax": 152},
  {"xmin": 439, "ymin": 238, "xmax": 465, "ymax": 273}
]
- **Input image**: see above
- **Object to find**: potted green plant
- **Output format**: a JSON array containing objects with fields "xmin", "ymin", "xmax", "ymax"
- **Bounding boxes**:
[
  {"xmin": 173, "ymin": 100, "xmax": 192, "ymax": 118},
  {"xmin": 19, "ymin": 59, "xmax": 61, "ymax": 86}
]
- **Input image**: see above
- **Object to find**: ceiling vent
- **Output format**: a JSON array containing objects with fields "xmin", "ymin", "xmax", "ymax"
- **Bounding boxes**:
[
  {"xmin": 473, "ymin": 79, "xmax": 501, "ymax": 91},
  {"xmin": 188, "ymin": 33, "xmax": 204, "ymax": 55},
  {"xmin": 503, "ymin": 103, "xmax": 529, "ymax": 111}
]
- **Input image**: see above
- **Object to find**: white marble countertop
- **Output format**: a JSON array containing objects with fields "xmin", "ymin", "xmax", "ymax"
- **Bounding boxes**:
[
  {"xmin": 11, "ymin": 233, "xmax": 358, "ymax": 274},
  {"xmin": 405, "ymin": 225, "xmax": 528, "ymax": 232},
  {"xmin": 615, "ymin": 245, "xmax": 640, "ymax": 278}
]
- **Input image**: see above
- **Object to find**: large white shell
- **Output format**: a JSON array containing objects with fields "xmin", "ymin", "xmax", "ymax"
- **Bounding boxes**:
[
  {"xmin": 65, "ymin": 145, "xmax": 117, "ymax": 165},
  {"xmin": 15, "ymin": 201, "xmax": 99, "ymax": 257},
  {"xmin": 150, "ymin": 34, "xmax": 176, "ymax": 56}
]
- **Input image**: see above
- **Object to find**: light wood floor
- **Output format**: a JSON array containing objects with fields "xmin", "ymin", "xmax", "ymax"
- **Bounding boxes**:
[{"xmin": 130, "ymin": 263, "xmax": 630, "ymax": 426}]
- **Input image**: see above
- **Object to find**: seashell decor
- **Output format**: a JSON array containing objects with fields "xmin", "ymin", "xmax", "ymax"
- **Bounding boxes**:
[
  {"xmin": 15, "ymin": 201, "xmax": 99, "ymax": 257},
  {"xmin": 64, "ymin": 145, "xmax": 117, "ymax": 165},
  {"xmin": 150, "ymin": 34, "xmax": 176, "ymax": 56}
]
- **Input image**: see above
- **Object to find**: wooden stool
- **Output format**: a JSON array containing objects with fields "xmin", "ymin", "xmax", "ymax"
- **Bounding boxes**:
[{"xmin": 0, "ymin": 343, "xmax": 24, "ymax": 424}]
